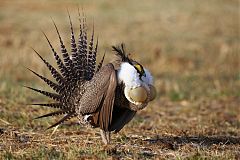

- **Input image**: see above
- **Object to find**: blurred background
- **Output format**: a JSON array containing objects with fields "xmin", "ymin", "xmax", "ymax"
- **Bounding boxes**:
[{"xmin": 0, "ymin": 0, "xmax": 239, "ymax": 159}]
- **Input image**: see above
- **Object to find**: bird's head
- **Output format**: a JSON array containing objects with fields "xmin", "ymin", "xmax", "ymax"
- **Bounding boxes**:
[{"xmin": 112, "ymin": 44, "xmax": 156, "ymax": 110}]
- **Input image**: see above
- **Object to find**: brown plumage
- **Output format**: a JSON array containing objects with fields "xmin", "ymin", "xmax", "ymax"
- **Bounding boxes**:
[{"xmin": 26, "ymin": 12, "xmax": 155, "ymax": 144}]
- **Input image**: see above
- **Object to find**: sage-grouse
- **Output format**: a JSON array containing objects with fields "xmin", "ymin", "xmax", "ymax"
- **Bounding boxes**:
[{"xmin": 26, "ymin": 13, "xmax": 156, "ymax": 144}]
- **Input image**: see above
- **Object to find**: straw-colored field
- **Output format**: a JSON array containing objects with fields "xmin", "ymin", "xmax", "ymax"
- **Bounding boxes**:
[{"xmin": 0, "ymin": 0, "xmax": 239, "ymax": 159}]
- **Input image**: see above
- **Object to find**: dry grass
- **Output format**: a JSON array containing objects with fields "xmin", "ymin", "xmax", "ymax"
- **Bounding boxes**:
[{"xmin": 0, "ymin": 0, "xmax": 239, "ymax": 159}]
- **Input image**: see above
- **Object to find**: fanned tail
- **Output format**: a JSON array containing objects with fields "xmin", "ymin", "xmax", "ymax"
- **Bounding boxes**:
[{"xmin": 27, "ymin": 11, "xmax": 104, "ymax": 129}]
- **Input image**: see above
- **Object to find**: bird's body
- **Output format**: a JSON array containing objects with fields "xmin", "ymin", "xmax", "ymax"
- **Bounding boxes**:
[{"xmin": 27, "ymin": 13, "xmax": 156, "ymax": 144}]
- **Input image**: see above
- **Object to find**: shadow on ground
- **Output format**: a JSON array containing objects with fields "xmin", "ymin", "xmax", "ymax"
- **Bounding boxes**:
[{"xmin": 145, "ymin": 135, "xmax": 240, "ymax": 150}]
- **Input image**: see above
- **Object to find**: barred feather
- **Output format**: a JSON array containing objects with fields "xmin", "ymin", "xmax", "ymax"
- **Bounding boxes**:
[
  {"xmin": 29, "ymin": 103, "xmax": 66, "ymax": 110},
  {"xmin": 27, "ymin": 68, "xmax": 62, "ymax": 94},
  {"xmin": 52, "ymin": 20, "xmax": 75, "ymax": 77},
  {"xmin": 46, "ymin": 112, "xmax": 76, "ymax": 129},
  {"xmin": 42, "ymin": 32, "xmax": 70, "ymax": 80},
  {"xmin": 87, "ymin": 24, "xmax": 95, "ymax": 80},
  {"xmin": 32, "ymin": 49, "xmax": 65, "ymax": 86},
  {"xmin": 82, "ymin": 12, "xmax": 88, "ymax": 63},
  {"xmin": 68, "ymin": 11, "xmax": 79, "ymax": 79},
  {"xmin": 34, "ymin": 110, "xmax": 69, "ymax": 119},
  {"xmin": 93, "ymin": 38, "xmax": 99, "ymax": 71},
  {"xmin": 24, "ymin": 86, "xmax": 62, "ymax": 102},
  {"xmin": 77, "ymin": 9, "xmax": 88, "ymax": 80},
  {"xmin": 96, "ymin": 52, "xmax": 105, "ymax": 72}
]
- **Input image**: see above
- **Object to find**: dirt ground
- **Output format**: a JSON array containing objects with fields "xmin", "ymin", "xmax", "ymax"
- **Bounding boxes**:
[{"xmin": 0, "ymin": 0, "xmax": 239, "ymax": 159}]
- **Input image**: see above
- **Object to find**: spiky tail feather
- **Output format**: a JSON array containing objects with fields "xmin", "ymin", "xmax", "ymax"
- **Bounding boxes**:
[{"xmin": 26, "ymin": 12, "xmax": 104, "ymax": 129}]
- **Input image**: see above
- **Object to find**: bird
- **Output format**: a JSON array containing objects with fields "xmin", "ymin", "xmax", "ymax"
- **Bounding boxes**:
[{"xmin": 26, "ymin": 12, "xmax": 156, "ymax": 144}]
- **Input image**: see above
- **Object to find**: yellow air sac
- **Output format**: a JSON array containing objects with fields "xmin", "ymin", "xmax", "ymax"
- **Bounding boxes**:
[
  {"xmin": 129, "ymin": 86, "xmax": 148, "ymax": 103},
  {"xmin": 149, "ymin": 85, "xmax": 157, "ymax": 101}
]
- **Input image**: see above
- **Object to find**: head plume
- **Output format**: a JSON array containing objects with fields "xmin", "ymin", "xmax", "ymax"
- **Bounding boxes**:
[{"xmin": 112, "ymin": 43, "xmax": 132, "ymax": 63}]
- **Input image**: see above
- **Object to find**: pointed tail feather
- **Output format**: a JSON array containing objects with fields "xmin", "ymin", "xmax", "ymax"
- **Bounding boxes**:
[
  {"xmin": 26, "ymin": 67, "xmax": 62, "ymax": 94},
  {"xmin": 68, "ymin": 11, "xmax": 79, "ymax": 79},
  {"xmin": 96, "ymin": 52, "xmax": 105, "ymax": 72},
  {"xmin": 34, "ymin": 110, "xmax": 69, "ymax": 119},
  {"xmin": 87, "ymin": 23, "xmax": 95, "ymax": 80},
  {"xmin": 28, "ymin": 103, "xmax": 66, "ymax": 110},
  {"xmin": 42, "ymin": 30, "xmax": 72, "ymax": 81},
  {"xmin": 46, "ymin": 112, "xmax": 76, "ymax": 130},
  {"xmin": 24, "ymin": 86, "xmax": 62, "ymax": 102},
  {"xmin": 32, "ymin": 48, "xmax": 65, "ymax": 86},
  {"xmin": 52, "ymin": 19, "xmax": 75, "ymax": 75},
  {"xmin": 93, "ymin": 37, "xmax": 98, "ymax": 70},
  {"xmin": 77, "ymin": 8, "xmax": 87, "ymax": 80}
]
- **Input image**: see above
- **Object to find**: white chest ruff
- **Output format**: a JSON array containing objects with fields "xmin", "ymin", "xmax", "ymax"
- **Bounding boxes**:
[{"xmin": 117, "ymin": 62, "xmax": 153, "ymax": 105}]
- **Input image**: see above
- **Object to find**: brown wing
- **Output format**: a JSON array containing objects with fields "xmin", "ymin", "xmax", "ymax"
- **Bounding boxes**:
[
  {"xmin": 109, "ymin": 107, "xmax": 136, "ymax": 132},
  {"xmin": 78, "ymin": 63, "xmax": 117, "ymax": 131}
]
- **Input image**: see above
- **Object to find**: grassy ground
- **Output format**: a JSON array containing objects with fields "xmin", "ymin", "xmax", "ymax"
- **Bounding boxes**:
[{"xmin": 0, "ymin": 0, "xmax": 239, "ymax": 159}]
